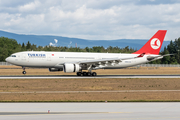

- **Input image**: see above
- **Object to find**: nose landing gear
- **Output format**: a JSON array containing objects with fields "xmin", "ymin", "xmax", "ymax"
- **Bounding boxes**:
[
  {"xmin": 22, "ymin": 67, "xmax": 26, "ymax": 74},
  {"xmin": 22, "ymin": 71, "xmax": 26, "ymax": 74}
]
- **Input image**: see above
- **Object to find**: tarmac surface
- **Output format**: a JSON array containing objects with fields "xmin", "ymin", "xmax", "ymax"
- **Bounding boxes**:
[
  {"xmin": 0, "ymin": 75, "xmax": 180, "ymax": 79},
  {"xmin": 0, "ymin": 102, "xmax": 180, "ymax": 120}
]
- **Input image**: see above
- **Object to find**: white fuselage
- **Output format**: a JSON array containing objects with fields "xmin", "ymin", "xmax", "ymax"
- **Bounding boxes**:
[{"xmin": 6, "ymin": 51, "xmax": 153, "ymax": 70}]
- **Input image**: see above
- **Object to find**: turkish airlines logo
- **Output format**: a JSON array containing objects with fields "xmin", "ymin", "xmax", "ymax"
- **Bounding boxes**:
[{"xmin": 150, "ymin": 38, "xmax": 161, "ymax": 49}]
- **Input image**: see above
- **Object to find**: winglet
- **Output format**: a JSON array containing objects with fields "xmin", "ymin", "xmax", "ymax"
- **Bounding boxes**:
[{"xmin": 133, "ymin": 30, "xmax": 167, "ymax": 55}]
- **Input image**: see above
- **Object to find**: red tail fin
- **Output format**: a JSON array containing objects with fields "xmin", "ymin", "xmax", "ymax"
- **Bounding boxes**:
[{"xmin": 133, "ymin": 30, "xmax": 167, "ymax": 55}]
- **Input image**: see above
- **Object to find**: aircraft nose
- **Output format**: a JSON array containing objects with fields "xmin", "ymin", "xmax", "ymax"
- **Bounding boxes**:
[{"xmin": 5, "ymin": 57, "xmax": 9, "ymax": 62}]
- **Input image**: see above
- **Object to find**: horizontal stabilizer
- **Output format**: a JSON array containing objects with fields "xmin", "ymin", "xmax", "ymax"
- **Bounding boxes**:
[{"xmin": 147, "ymin": 54, "xmax": 174, "ymax": 61}]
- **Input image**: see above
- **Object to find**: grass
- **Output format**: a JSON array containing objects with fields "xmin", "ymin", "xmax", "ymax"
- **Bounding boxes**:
[
  {"xmin": 1, "ymin": 78, "xmax": 180, "ymax": 91},
  {"xmin": 1, "ymin": 92, "xmax": 180, "ymax": 102},
  {"xmin": 0, "ymin": 78, "xmax": 180, "ymax": 102},
  {"xmin": 1, "ymin": 100, "xmax": 180, "ymax": 102}
]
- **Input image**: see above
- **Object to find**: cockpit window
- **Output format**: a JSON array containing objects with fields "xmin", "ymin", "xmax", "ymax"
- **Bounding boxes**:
[{"xmin": 10, "ymin": 55, "xmax": 16, "ymax": 57}]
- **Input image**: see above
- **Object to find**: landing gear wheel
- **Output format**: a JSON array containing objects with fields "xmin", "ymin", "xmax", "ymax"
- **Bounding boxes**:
[
  {"xmin": 22, "ymin": 67, "xmax": 26, "ymax": 75},
  {"xmin": 83, "ymin": 72, "xmax": 87, "ymax": 76},
  {"xmin": 77, "ymin": 72, "xmax": 82, "ymax": 76},
  {"xmin": 92, "ymin": 72, "xmax": 97, "ymax": 76},
  {"xmin": 22, "ymin": 71, "xmax": 26, "ymax": 74},
  {"xmin": 87, "ymin": 72, "xmax": 91, "ymax": 76}
]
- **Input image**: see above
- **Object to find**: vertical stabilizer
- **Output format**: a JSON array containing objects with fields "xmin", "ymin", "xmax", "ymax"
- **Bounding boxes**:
[{"xmin": 133, "ymin": 30, "xmax": 167, "ymax": 55}]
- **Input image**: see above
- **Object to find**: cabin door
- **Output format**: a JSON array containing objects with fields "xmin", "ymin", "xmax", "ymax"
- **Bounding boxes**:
[
  {"xmin": 47, "ymin": 54, "xmax": 51, "ymax": 61},
  {"xmin": 22, "ymin": 53, "xmax": 27, "ymax": 61}
]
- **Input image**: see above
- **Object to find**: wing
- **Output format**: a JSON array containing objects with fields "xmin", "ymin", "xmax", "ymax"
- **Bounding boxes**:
[
  {"xmin": 74, "ymin": 57, "xmax": 127, "ymax": 65},
  {"xmin": 74, "ymin": 53, "xmax": 145, "ymax": 66},
  {"xmin": 55, "ymin": 53, "xmax": 145, "ymax": 70}
]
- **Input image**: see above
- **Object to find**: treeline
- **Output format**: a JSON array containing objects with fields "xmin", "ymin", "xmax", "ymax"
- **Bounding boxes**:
[
  {"xmin": 156, "ymin": 38, "xmax": 180, "ymax": 64},
  {"xmin": 0, "ymin": 36, "xmax": 180, "ymax": 64}
]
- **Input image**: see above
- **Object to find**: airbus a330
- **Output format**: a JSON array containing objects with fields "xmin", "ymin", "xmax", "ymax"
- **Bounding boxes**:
[{"xmin": 6, "ymin": 30, "xmax": 170, "ymax": 76}]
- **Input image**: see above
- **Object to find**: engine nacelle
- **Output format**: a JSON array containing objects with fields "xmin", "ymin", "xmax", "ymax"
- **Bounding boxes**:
[
  {"xmin": 49, "ymin": 68, "xmax": 63, "ymax": 72},
  {"xmin": 63, "ymin": 63, "xmax": 80, "ymax": 73}
]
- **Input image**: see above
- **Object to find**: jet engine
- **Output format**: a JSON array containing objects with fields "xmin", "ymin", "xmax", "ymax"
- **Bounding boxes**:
[
  {"xmin": 49, "ymin": 68, "xmax": 63, "ymax": 72},
  {"xmin": 63, "ymin": 63, "xmax": 81, "ymax": 73}
]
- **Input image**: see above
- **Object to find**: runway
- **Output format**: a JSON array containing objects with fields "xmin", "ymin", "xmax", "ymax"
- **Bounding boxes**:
[
  {"xmin": 0, "ymin": 103, "xmax": 180, "ymax": 120},
  {"xmin": 0, "ymin": 74, "xmax": 180, "ymax": 79}
]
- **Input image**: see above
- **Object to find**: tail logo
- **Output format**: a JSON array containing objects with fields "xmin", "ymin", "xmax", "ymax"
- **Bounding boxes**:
[{"xmin": 150, "ymin": 38, "xmax": 161, "ymax": 49}]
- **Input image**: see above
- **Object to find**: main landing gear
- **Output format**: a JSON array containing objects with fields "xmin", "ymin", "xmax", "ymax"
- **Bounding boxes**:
[
  {"xmin": 22, "ymin": 67, "xmax": 26, "ymax": 74},
  {"xmin": 77, "ymin": 72, "xmax": 97, "ymax": 76}
]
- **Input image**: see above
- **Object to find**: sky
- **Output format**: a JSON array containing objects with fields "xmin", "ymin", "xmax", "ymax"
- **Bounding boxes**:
[{"xmin": 0, "ymin": 0, "xmax": 180, "ymax": 40}]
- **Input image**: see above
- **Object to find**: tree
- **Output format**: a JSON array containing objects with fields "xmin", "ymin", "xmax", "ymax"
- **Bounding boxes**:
[
  {"xmin": 167, "ymin": 40, "xmax": 176, "ymax": 54},
  {"xmin": 161, "ymin": 47, "xmax": 170, "ymax": 64},
  {"xmin": 26, "ymin": 41, "xmax": 31, "ymax": 50},
  {"xmin": 0, "ymin": 37, "xmax": 21, "ymax": 61}
]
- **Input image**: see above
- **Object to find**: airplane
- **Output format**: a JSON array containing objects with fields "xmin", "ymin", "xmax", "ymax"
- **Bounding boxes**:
[{"xmin": 5, "ymin": 30, "xmax": 170, "ymax": 76}]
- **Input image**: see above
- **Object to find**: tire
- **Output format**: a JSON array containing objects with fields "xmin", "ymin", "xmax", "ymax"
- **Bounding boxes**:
[
  {"xmin": 22, "ymin": 71, "xmax": 26, "ymax": 74},
  {"xmin": 83, "ymin": 72, "xmax": 87, "ymax": 76},
  {"xmin": 87, "ymin": 72, "xmax": 91, "ymax": 76},
  {"xmin": 77, "ymin": 72, "xmax": 82, "ymax": 76},
  {"xmin": 92, "ymin": 72, "xmax": 97, "ymax": 76}
]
